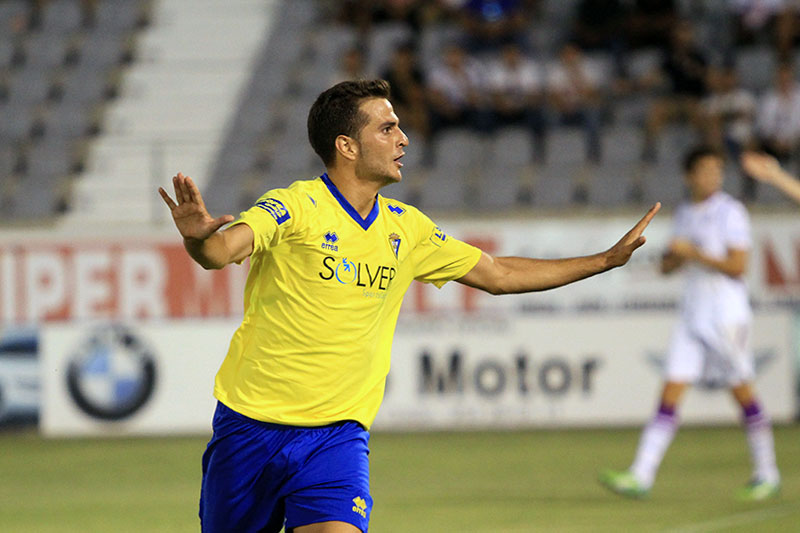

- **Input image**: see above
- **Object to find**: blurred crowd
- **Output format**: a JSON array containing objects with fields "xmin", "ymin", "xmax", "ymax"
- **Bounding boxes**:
[{"xmin": 325, "ymin": 0, "xmax": 800, "ymax": 202}]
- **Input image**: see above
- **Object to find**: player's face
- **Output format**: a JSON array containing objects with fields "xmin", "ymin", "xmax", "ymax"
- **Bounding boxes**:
[
  {"xmin": 354, "ymin": 98, "xmax": 409, "ymax": 185},
  {"xmin": 686, "ymin": 155, "xmax": 723, "ymax": 201}
]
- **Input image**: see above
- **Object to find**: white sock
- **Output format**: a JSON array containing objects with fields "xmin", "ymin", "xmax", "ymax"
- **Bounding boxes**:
[
  {"xmin": 630, "ymin": 408, "xmax": 678, "ymax": 488},
  {"xmin": 743, "ymin": 404, "xmax": 780, "ymax": 484}
]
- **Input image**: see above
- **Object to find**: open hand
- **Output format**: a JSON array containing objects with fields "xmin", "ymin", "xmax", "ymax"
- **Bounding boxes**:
[
  {"xmin": 604, "ymin": 202, "xmax": 661, "ymax": 268},
  {"xmin": 158, "ymin": 173, "xmax": 234, "ymax": 241}
]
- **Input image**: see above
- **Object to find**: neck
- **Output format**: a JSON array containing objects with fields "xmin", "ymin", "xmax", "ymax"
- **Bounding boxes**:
[
  {"xmin": 325, "ymin": 168, "xmax": 381, "ymax": 218},
  {"xmin": 691, "ymin": 190, "xmax": 715, "ymax": 203}
]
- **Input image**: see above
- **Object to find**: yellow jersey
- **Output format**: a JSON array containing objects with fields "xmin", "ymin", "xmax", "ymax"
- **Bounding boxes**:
[{"xmin": 214, "ymin": 174, "xmax": 482, "ymax": 429}]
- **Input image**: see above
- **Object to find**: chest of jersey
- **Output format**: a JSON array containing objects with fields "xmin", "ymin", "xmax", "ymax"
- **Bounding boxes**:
[
  {"xmin": 277, "ymin": 202, "xmax": 413, "ymax": 300},
  {"xmin": 682, "ymin": 205, "xmax": 730, "ymax": 257}
]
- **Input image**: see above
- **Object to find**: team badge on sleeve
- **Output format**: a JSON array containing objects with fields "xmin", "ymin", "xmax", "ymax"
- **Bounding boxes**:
[
  {"xmin": 429, "ymin": 226, "xmax": 447, "ymax": 247},
  {"xmin": 388, "ymin": 233, "xmax": 401, "ymax": 257},
  {"xmin": 256, "ymin": 198, "xmax": 291, "ymax": 224}
]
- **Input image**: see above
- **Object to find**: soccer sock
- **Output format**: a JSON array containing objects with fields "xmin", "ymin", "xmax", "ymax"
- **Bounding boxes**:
[
  {"xmin": 742, "ymin": 401, "xmax": 780, "ymax": 484},
  {"xmin": 630, "ymin": 403, "xmax": 678, "ymax": 488}
]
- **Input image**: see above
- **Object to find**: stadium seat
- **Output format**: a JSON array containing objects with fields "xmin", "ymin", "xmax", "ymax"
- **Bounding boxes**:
[
  {"xmin": 588, "ymin": 162, "xmax": 637, "ymax": 208},
  {"xmin": 490, "ymin": 127, "xmax": 535, "ymax": 168},
  {"xmin": 476, "ymin": 163, "xmax": 529, "ymax": 209},
  {"xmin": 368, "ymin": 22, "xmax": 413, "ymax": 75},
  {"xmin": 537, "ymin": 162, "xmax": 581, "ymax": 207},
  {"xmin": 40, "ymin": 0, "xmax": 85, "ymax": 35},
  {"xmin": 735, "ymin": 46, "xmax": 776, "ymax": 92}
]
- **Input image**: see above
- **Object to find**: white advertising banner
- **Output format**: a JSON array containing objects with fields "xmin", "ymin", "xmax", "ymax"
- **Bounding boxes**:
[
  {"xmin": 375, "ymin": 312, "xmax": 797, "ymax": 429},
  {"xmin": 40, "ymin": 312, "xmax": 796, "ymax": 437}
]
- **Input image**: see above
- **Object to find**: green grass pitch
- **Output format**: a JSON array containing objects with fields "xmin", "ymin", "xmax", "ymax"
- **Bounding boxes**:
[{"xmin": 0, "ymin": 425, "xmax": 797, "ymax": 532}]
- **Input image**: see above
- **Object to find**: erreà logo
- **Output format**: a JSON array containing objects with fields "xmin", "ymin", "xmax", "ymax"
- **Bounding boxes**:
[
  {"xmin": 352, "ymin": 496, "xmax": 367, "ymax": 518},
  {"xmin": 322, "ymin": 231, "xmax": 339, "ymax": 252}
]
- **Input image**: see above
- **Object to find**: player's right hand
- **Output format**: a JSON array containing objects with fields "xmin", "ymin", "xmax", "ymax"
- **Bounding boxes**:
[{"xmin": 158, "ymin": 173, "xmax": 234, "ymax": 241}]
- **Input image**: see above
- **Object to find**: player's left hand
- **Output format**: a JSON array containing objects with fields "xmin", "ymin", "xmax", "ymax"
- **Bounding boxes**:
[{"xmin": 604, "ymin": 202, "xmax": 661, "ymax": 268}]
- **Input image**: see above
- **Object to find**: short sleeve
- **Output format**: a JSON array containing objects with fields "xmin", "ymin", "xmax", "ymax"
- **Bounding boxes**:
[
  {"xmin": 724, "ymin": 202, "xmax": 751, "ymax": 250},
  {"xmin": 671, "ymin": 204, "xmax": 691, "ymax": 240},
  {"xmin": 410, "ymin": 213, "xmax": 482, "ymax": 288},
  {"xmin": 231, "ymin": 189, "xmax": 300, "ymax": 257}
]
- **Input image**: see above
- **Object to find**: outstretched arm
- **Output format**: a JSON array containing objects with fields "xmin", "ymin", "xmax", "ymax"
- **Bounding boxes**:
[
  {"xmin": 158, "ymin": 173, "xmax": 254, "ymax": 269},
  {"xmin": 457, "ymin": 203, "xmax": 660, "ymax": 295},
  {"xmin": 741, "ymin": 151, "xmax": 800, "ymax": 205}
]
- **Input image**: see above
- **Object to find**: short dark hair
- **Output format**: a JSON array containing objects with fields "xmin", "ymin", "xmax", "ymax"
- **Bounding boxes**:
[
  {"xmin": 683, "ymin": 145, "xmax": 722, "ymax": 174},
  {"xmin": 307, "ymin": 79, "xmax": 392, "ymax": 166}
]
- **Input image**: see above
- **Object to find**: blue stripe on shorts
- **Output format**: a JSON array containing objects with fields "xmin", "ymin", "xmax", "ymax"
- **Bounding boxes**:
[{"xmin": 199, "ymin": 402, "xmax": 372, "ymax": 532}]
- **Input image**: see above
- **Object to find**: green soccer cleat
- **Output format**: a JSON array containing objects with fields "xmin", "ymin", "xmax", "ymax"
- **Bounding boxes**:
[
  {"xmin": 736, "ymin": 479, "xmax": 780, "ymax": 502},
  {"xmin": 598, "ymin": 469, "xmax": 650, "ymax": 499}
]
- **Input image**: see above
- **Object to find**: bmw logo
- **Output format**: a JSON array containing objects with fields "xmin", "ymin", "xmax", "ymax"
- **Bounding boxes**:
[{"xmin": 66, "ymin": 325, "xmax": 157, "ymax": 421}]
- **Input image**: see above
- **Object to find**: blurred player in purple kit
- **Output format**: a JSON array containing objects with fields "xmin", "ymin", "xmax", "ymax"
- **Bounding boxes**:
[{"xmin": 600, "ymin": 146, "xmax": 781, "ymax": 501}]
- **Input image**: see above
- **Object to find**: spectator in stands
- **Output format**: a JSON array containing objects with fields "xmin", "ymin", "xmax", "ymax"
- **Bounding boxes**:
[
  {"xmin": 640, "ymin": 19, "xmax": 709, "ymax": 162},
  {"xmin": 485, "ymin": 41, "xmax": 546, "ymax": 163},
  {"xmin": 458, "ymin": 0, "xmax": 534, "ymax": 53},
  {"xmin": 624, "ymin": 0, "xmax": 678, "ymax": 50},
  {"xmin": 370, "ymin": 0, "xmax": 431, "ymax": 36},
  {"xmin": 330, "ymin": 46, "xmax": 370, "ymax": 86},
  {"xmin": 570, "ymin": 0, "xmax": 629, "ymax": 78},
  {"xmin": 334, "ymin": 0, "xmax": 437, "ymax": 40},
  {"xmin": 380, "ymin": 42, "xmax": 430, "ymax": 142},
  {"xmin": 426, "ymin": 41, "xmax": 492, "ymax": 135},
  {"xmin": 754, "ymin": 61, "xmax": 800, "ymax": 168},
  {"xmin": 702, "ymin": 63, "xmax": 758, "ymax": 200},
  {"xmin": 546, "ymin": 41, "xmax": 606, "ymax": 164},
  {"xmin": 728, "ymin": 0, "xmax": 798, "ymax": 60}
]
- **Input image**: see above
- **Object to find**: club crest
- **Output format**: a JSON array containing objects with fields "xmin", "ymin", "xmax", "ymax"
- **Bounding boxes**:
[{"xmin": 388, "ymin": 233, "xmax": 401, "ymax": 258}]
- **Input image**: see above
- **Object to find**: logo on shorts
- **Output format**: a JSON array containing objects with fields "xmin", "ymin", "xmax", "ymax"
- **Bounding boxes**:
[{"xmin": 352, "ymin": 496, "xmax": 367, "ymax": 518}]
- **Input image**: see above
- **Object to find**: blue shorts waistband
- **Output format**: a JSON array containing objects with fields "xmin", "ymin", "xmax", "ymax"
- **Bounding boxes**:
[{"xmin": 215, "ymin": 401, "xmax": 365, "ymax": 431}]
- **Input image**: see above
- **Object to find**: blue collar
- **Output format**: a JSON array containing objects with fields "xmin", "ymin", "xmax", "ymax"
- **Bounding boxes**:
[{"xmin": 320, "ymin": 173, "xmax": 380, "ymax": 231}]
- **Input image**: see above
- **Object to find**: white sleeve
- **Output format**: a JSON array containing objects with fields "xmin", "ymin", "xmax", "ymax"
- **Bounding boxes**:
[
  {"xmin": 671, "ymin": 205, "xmax": 691, "ymax": 240},
  {"xmin": 724, "ymin": 202, "xmax": 751, "ymax": 250}
]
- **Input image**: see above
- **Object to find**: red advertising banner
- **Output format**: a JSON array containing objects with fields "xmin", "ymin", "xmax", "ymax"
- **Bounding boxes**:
[
  {"xmin": 0, "ymin": 240, "xmax": 248, "ymax": 323},
  {"xmin": 2, "ymin": 213, "xmax": 800, "ymax": 324}
]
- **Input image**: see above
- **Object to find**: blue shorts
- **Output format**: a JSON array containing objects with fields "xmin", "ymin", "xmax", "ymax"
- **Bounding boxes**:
[{"xmin": 199, "ymin": 402, "xmax": 372, "ymax": 532}]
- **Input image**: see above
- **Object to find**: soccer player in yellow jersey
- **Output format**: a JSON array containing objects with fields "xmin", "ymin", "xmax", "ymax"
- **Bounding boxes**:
[{"xmin": 158, "ymin": 80, "xmax": 660, "ymax": 533}]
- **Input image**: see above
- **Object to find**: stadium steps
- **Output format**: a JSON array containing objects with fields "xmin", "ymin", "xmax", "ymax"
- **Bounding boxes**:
[
  {"xmin": 204, "ymin": 0, "xmax": 324, "ymax": 216},
  {"xmin": 60, "ymin": 0, "xmax": 277, "ymax": 226}
]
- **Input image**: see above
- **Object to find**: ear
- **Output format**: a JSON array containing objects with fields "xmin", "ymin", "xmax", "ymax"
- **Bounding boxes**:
[{"xmin": 335, "ymin": 135, "xmax": 359, "ymax": 162}]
